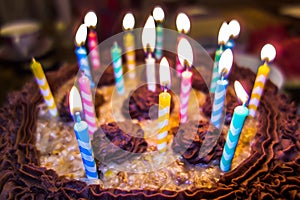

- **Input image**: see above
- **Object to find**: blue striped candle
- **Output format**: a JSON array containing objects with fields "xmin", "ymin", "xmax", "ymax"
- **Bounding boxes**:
[
  {"xmin": 209, "ymin": 45, "xmax": 224, "ymax": 93},
  {"xmin": 155, "ymin": 23, "xmax": 163, "ymax": 60},
  {"xmin": 75, "ymin": 46, "xmax": 95, "ymax": 88},
  {"xmin": 210, "ymin": 79, "xmax": 228, "ymax": 129},
  {"xmin": 220, "ymin": 105, "xmax": 249, "ymax": 172},
  {"xmin": 111, "ymin": 42, "xmax": 125, "ymax": 95},
  {"xmin": 73, "ymin": 112, "xmax": 98, "ymax": 179}
]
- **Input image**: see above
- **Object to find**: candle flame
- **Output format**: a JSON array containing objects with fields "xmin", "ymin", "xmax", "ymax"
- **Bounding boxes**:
[
  {"xmin": 159, "ymin": 57, "xmax": 171, "ymax": 88},
  {"xmin": 84, "ymin": 11, "xmax": 97, "ymax": 27},
  {"xmin": 69, "ymin": 86, "xmax": 83, "ymax": 115},
  {"xmin": 122, "ymin": 12, "xmax": 135, "ymax": 30},
  {"xmin": 218, "ymin": 22, "xmax": 230, "ymax": 44},
  {"xmin": 75, "ymin": 24, "xmax": 87, "ymax": 46},
  {"xmin": 260, "ymin": 43, "xmax": 276, "ymax": 62},
  {"xmin": 176, "ymin": 13, "xmax": 190, "ymax": 34},
  {"xmin": 177, "ymin": 38, "xmax": 193, "ymax": 67},
  {"xmin": 142, "ymin": 15, "xmax": 156, "ymax": 53},
  {"xmin": 228, "ymin": 19, "xmax": 240, "ymax": 38},
  {"xmin": 218, "ymin": 49, "xmax": 233, "ymax": 76},
  {"xmin": 153, "ymin": 6, "xmax": 165, "ymax": 21},
  {"xmin": 234, "ymin": 81, "xmax": 248, "ymax": 104}
]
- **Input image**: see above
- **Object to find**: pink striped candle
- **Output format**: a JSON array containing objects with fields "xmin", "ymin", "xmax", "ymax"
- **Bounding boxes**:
[
  {"xmin": 78, "ymin": 73, "xmax": 97, "ymax": 136},
  {"xmin": 88, "ymin": 30, "xmax": 101, "ymax": 71},
  {"xmin": 180, "ymin": 69, "xmax": 192, "ymax": 123},
  {"xmin": 85, "ymin": 11, "xmax": 101, "ymax": 71}
]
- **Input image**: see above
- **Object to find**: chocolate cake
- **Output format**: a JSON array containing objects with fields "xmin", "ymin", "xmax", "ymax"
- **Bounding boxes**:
[{"xmin": 0, "ymin": 58, "xmax": 299, "ymax": 200}]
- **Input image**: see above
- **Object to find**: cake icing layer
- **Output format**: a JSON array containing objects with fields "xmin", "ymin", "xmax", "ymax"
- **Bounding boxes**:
[{"xmin": 0, "ymin": 63, "xmax": 299, "ymax": 199}]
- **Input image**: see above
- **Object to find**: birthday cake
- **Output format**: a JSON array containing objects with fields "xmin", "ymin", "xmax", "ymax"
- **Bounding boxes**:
[
  {"xmin": 0, "ymin": 8, "xmax": 300, "ymax": 200},
  {"xmin": 0, "ymin": 49, "xmax": 299, "ymax": 199}
]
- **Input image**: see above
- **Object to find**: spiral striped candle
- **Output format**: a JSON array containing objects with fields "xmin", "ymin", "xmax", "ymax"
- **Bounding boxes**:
[
  {"xmin": 31, "ymin": 59, "xmax": 58, "ymax": 117},
  {"xmin": 180, "ymin": 70, "xmax": 192, "ymax": 123},
  {"xmin": 75, "ymin": 46, "xmax": 95, "ymax": 88},
  {"xmin": 78, "ymin": 73, "xmax": 97, "ymax": 135},
  {"xmin": 210, "ymin": 79, "xmax": 228, "ymax": 129},
  {"xmin": 73, "ymin": 113, "xmax": 98, "ymax": 179},
  {"xmin": 111, "ymin": 42, "xmax": 125, "ymax": 95},
  {"xmin": 209, "ymin": 46, "xmax": 223, "ymax": 93},
  {"xmin": 248, "ymin": 63, "xmax": 270, "ymax": 118},
  {"xmin": 155, "ymin": 23, "xmax": 163, "ymax": 60},
  {"xmin": 124, "ymin": 32, "xmax": 136, "ymax": 79},
  {"xmin": 220, "ymin": 105, "xmax": 249, "ymax": 172},
  {"xmin": 87, "ymin": 30, "xmax": 101, "ymax": 71},
  {"xmin": 157, "ymin": 91, "xmax": 171, "ymax": 152}
]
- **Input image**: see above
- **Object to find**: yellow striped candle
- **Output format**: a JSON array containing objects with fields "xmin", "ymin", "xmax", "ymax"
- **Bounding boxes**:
[
  {"xmin": 123, "ymin": 13, "xmax": 136, "ymax": 79},
  {"xmin": 31, "ymin": 58, "xmax": 58, "ymax": 117},
  {"xmin": 157, "ymin": 57, "xmax": 171, "ymax": 153},
  {"xmin": 248, "ymin": 44, "xmax": 276, "ymax": 118}
]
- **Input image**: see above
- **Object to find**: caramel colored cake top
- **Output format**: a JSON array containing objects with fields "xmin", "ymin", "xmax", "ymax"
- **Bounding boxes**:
[{"xmin": 0, "ymin": 63, "xmax": 299, "ymax": 199}]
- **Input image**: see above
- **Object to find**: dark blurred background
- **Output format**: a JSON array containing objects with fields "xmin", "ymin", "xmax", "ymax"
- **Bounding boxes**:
[{"xmin": 0, "ymin": 0, "xmax": 300, "ymax": 108}]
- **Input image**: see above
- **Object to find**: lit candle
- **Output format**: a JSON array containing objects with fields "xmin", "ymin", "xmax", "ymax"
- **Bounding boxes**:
[
  {"xmin": 69, "ymin": 86, "xmax": 98, "ymax": 179},
  {"xmin": 78, "ymin": 72, "xmax": 98, "ymax": 136},
  {"xmin": 220, "ymin": 81, "xmax": 249, "ymax": 172},
  {"xmin": 157, "ymin": 57, "xmax": 171, "ymax": 153},
  {"xmin": 75, "ymin": 24, "xmax": 95, "ymax": 88},
  {"xmin": 210, "ymin": 22, "xmax": 230, "ymax": 93},
  {"xmin": 225, "ymin": 20, "xmax": 240, "ymax": 50},
  {"xmin": 111, "ymin": 42, "xmax": 125, "ymax": 95},
  {"xmin": 177, "ymin": 38, "xmax": 193, "ymax": 123},
  {"xmin": 31, "ymin": 58, "xmax": 58, "ymax": 117},
  {"xmin": 175, "ymin": 13, "xmax": 190, "ymax": 76},
  {"xmin": 122, "ymin": 12, "xmax": 136, "ymax": 79},
  {"xmin": 248, "ymin": 44, "xmax": 276, "ymax": 118},
  {"xmin": 84, "ymin": 11, "xmax": 101, "ymax": 71},
  {"xmin": 153, "ymin": 6, "xmax": 165, "ymax": 60},
  {"xmin": 210, "ymin": 49, "xmax": 233, "ymax": 129},
  {"xmin": 142, "ymin": 15, "xmax": 156, "ymax": 91}
]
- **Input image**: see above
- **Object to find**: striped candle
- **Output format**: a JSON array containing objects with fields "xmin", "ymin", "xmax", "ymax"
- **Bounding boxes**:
[
  {"xmin": 210, "ymin": 49, "xmax": 233, "ymax": 129},
  {"xmin": 248, "ymin": 44, "xmax": 276, "ymax": 118},
  {"xmin": 220, "ymin": 81, "xmax": 249, "ymax": 172},
  {"xmin": 111, "ymin": 42, "xmax": 125, "ymax": 95},
  {"xmin": 124, "ymin": 32, "xmax": 136, "ymax": 79},
  {"xmin": 210, "ymin": 79, "xmax": 228, "ymax": 129},
  {"xmin": 75, "ymin": 24, "xmax": 95, "ymax": 89},
  {"xmin": 209, "ymin": 46, "xmax": 223, "ymax": 93},
  {"xmin": 31, "ymin": 58, "xmax": 58, "ymax": 117},
  {"xmin": 157, "ymin": 91, "xmax": 171, "ymax": 152},
  {"xmin": 157, "ymin": 57, "xmax": 171, "ymax": 152},
  {"xmin": 85, "ymin": 11, "xmax": 101, "ymax": 71},
  {"xmin": 155, "ymin": 23, "xmax": 163, "ymax": 60},
  {"xmin": 87, "ymin": 30, "xmax": 101, "ymax": 71},
  {"xmin": 220, "ymin": 105, "xmax": 249, "ymax": 172},
  {"xmin": 123, "ymin": 13, "xmax": 136, "ymax": 79},
  {"xmin": 153, "ymin": 6, "xmax": 164, "ymax": 60},
  {"xmin": 180, "ymin": 69, "xmax": 192, "ymax": 123},
  {"xmin": 78, "ymin": 73, "xmax": 97, "ymax": 136},
  {"xmin": 73, "ymin": 112, "xmax": 98, "ymax": 179},
  {"xmin": 248, "ymin": 63, "xmax": 270, "ymax": 117}
]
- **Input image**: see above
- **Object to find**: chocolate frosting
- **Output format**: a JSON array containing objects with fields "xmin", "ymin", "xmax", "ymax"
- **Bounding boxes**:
[
  {"xmin": 92, "ymin": 121, "xmax": 148, "ymax": 164},
  {"xmin": 172, "ymin": 120, "xmax": 226, "ymax": 164},
  {"xmin": 0, "ymin": 63, "xmax": 299, "ymax": 199},
  {"xmin": 122, "ymin": 84, "xmax": 174, "ymax": 121}
]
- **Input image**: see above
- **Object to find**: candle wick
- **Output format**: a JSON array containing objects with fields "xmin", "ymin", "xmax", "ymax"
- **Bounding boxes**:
[{"xmin": 75, "ymin": 112, "xmax": 81, "ymax": 123}]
